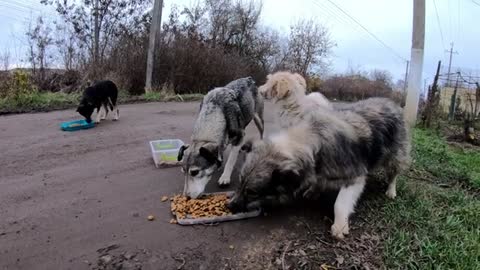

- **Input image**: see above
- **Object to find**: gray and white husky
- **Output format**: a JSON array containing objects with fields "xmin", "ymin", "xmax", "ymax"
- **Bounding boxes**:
[
  {"xmin": 177, "ymin": 77, "xmax": 264, "ymax": 198},
  {"xmin": 228, "ymin": 98, "xmax": 410, "ymax": 239}
]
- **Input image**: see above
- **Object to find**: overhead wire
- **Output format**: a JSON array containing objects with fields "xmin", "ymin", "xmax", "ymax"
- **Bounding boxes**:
[
  {"xmin": 432, "ymin": 0, "xmax": 446, "ymax": 51},
  {"xmin": 322, "ymin": 0, "xmax": 407, "ymax": 62}
]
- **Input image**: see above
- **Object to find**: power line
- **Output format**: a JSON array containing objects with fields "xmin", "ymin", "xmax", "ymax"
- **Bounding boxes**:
[
  {"xmin": 0, "ymin": 0, "xmax": 56, "ymax": 16},
  {"xmin": 312, "ymin": 0, "xmax": 374, "ymax": 42},
  {"xmin": 432, "ymin": 0, "xmax": 446, "ymax": 51},
  {"xmin": 471, "ymin": 0, "xmax": 480, "ymax": 7},
  {"xmin": 323, "ymin": 0, "xmax": 407, "ymax": 62},
  {"xmin": 448, "ymin": 0, "xmax": 453, "ymax": 42},
  {"xmin": 457, "ymin": 0, "xmax": 461, "ymax": 44}
]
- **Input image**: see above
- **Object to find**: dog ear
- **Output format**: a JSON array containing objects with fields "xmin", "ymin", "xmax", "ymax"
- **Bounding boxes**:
[
  {"xmin": 199, "ymin": 143, "xmax": 221, "ymax": 165},
  {"xmin": 177, "ymin": 144, "xmax": 190, "ymax": 161},
  {"xmin": 293, "ymin": 73, "xmax": 307, "ymax": 90},
  {"xmin": 240, "ymin": 140, "xmax": 254, "ymax": 153},
  {"xmin": 273, "ymin": 78, "xmax": 291, "ymax": 99}
]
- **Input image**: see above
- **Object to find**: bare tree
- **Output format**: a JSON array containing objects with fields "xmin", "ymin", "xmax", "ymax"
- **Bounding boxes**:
[
  {"xmin": 0, "ymin": 48, "xmax": 10, "ymax": 71},
  {"xmin": 55, "ymin": 24, "xmax": 78, "ymax": 71},
  {"xmin": 26, "ymin": 16, "xmax": 54, "ymax": 79},
  {"xmin": 41, "ymin": 0, "xmax": 151, "ymax": 78},
  {"xmin": 370, "ymin": 69, "xmax": 394, "ymax": 88},
  {"xmin": 283, "ymin": 19, "xmax": 334, "ymax": 77}
]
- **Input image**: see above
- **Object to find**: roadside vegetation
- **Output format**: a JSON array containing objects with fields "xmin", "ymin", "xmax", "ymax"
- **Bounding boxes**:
[{"xmin": 379, "ymin": 128, "xmax": 479, "ymax": 269}]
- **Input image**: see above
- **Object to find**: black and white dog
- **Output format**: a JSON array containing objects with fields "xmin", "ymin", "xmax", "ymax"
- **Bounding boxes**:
[
  {"xmin": 177, "ymin": 77, "xmax": 264, "ymax": 198},
  {"xmin": 228, "ymin": 98, "xmax": 410, "ymax": 239},
  {"xmin": 77, "ymin": 80, "xmax": 119, "ymax": 123}
]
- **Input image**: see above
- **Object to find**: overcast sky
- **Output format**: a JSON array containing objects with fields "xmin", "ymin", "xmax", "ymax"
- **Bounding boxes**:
[{"xmin": 1, "ymin": 0, "xmax": 479, "ymax": 82}]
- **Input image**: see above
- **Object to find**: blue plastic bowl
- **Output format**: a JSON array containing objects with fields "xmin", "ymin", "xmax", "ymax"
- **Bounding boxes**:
[{"xmin": 60, "ymin": 119, "xmax": 95, "ymax": 131}]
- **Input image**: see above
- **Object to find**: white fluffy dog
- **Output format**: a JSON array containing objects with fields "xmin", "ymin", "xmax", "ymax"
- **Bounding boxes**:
[{"xmin": 259, "ymin": 71, "xmax": 331, "ymax": 129}]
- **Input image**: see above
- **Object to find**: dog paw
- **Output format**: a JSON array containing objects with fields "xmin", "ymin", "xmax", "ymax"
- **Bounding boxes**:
[
  {"xmin": 331, "ymin": 223, "xmax": 349, "ymax": 239},
  {"xmin": 217, "ymin": 175, "xmax": 231, "ymax": 186},
  {"xmin": 385, "ymin": 189, "xmax": 397, "ymax": 199},
  {"xmin": 94, "ymin": 120, "xmax": 101, "ymax": 124}
]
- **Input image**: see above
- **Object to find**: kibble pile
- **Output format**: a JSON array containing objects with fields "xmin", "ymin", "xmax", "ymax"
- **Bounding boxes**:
[{"xmin": 171, "ymin": 194, "xmax": 231, "ymax": 219}]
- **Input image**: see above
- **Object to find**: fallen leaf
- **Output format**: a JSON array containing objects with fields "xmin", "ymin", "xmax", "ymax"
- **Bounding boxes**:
[{"xmin": 336, "ymin": 255, "xmax": 344, "ymax": 265}]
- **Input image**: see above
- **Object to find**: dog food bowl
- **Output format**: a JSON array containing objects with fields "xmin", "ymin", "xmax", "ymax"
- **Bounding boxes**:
[
  {"xmin": 149, "ymin": 139, "xmax": 184, "ymax": 168},
  {"xmin": 60, "ymin": 119, "xmax": 95, "ymax": 131},
  {"xmin": 172, "ymin": 192, "xmax": 262, "ymax": 225}
]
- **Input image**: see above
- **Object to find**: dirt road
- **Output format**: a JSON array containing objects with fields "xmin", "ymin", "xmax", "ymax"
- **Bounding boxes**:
[{"xmin": 0, "ymin": 102, "xmax": 337, "ymax": 270}]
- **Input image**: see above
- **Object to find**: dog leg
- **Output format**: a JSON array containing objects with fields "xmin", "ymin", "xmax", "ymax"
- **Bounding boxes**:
[
  {"xmin": 113, "ymin": 106, "xmax": 119, "ymax": 121},
  {"xmin": 386, "ymin": 177, "xmax": 397, "ymax": 199},
  {"xmin": 253, "ymin": 114, "xmax": 264, "ymax": 139},
  {"xmin": 101, "ymin": 104, "xmax": 108, "ymax": 120},
  {"xmin": 331, "ymin": 176, "xmax": 366, "ymax": 239},
  {"xmin": 107, "ymin": 97, "xmax": 119, "ymax": 121},
  {"xmin": 385, "ymin": 166, "xmax": 399, "ymax": 199},
  {"xmin": 218, "ymin": 144, "xmax": 241, "ymax": 186},
  {"xmin": 95, "ymin": 107, "xmax": 103, "ymax": 124}
]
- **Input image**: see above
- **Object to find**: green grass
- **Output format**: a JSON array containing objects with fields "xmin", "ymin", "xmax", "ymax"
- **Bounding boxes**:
[
  {"xmin": 0, "ymin": 91, "xmax": 80, "ymax": 114},
  {"xmin": 143, "ymin": 92, "xmax": 203, "ymax": 102},
  {"xmin": 0, "ymin": 91, "xmax": 204, "ymax": 114},
  {"xmin": 413, "ymin": 128, "xmax": 480, "ymax": 188},
  {"xmin": 379, "ymin": 128, "xmax": 480, "ymax": 269}
]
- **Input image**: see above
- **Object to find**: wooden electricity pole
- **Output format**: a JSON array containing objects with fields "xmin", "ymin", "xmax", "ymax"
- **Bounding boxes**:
[
  {"xmin": 145, "ymin": 0, "xmax": 164, "ymax": 93},
  {"xmin": 445, "ymin": 42, "xmax": 458, "ymax": 87},
  {"xmin": 404, "ymin": 0, "xmax": 425, "ymax": 126}
]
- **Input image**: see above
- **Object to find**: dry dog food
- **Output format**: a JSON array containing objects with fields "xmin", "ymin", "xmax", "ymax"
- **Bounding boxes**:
[{"xmin": 171, "ymin": 194, "xmax": 231, "ymax": 219}]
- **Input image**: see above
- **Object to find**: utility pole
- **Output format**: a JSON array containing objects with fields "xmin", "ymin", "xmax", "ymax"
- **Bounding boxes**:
[
  {"xmin": 145, "ymin": 0, "xmax": 164, "ymax": 93},
  {"xmin": 403, "ymin": 60, "xmax": 409, "ymax": 92},
  {"xmin": 445, "ymin": 42, "xmax": 458, "ymax": 87},
  {"xmin": 404, "ymin": 0, "xmax": 425, "ymax": 126}
]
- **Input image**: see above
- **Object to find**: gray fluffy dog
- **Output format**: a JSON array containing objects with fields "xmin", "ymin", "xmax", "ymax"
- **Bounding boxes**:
[
  {"xmin": 178, "ymin": 77, "xmax": 264, "ymax": 198},
  {"xmin": 228, "ymin": 97, "xmax": 410, "ymax": 239}
]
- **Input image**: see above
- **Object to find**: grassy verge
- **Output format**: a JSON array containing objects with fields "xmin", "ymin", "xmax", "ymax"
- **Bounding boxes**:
[
  {"xmin": 143, "ymin": 92, "xmax": 204, "ymax": 102},
  {"xmin": 0, "ymin": 92, "xmax": 81, "ymax": 114},
  {"xmin": 0, "ymin": 91, "xmax": 204, "ymax": 115},
  {"xmin": 413, "ymin": 128, "xmax": 480, "ymax": 189},
  {"xmin": 379, "ymin": 129, "xmax": 480, "ymax": 269}
]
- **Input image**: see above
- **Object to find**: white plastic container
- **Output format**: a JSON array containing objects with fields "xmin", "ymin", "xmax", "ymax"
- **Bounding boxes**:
[{"xmin": 149, "ymin": 139, "xmax": 184, "ymax": 168}]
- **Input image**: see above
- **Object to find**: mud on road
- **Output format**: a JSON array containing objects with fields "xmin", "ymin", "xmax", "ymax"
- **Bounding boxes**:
[{"xmin": 0, "ymin": 102, "xmax": 383, "ymax": 270}]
